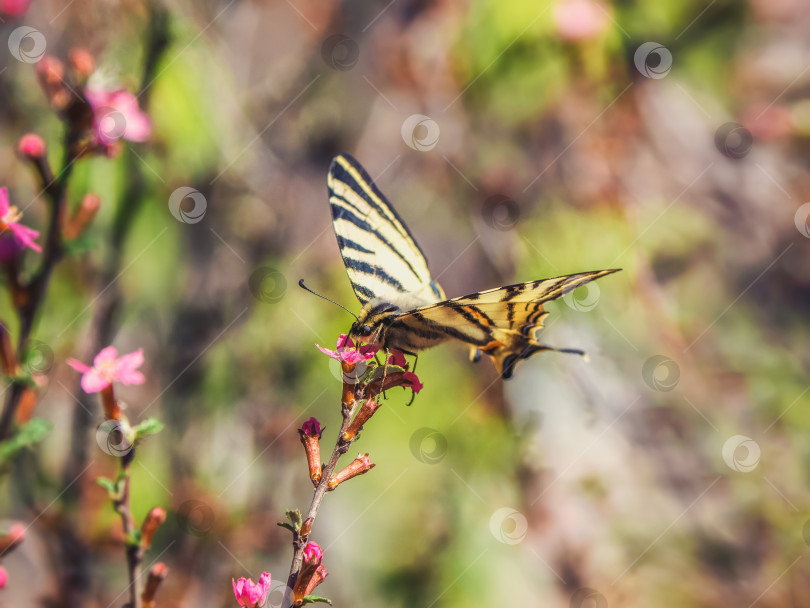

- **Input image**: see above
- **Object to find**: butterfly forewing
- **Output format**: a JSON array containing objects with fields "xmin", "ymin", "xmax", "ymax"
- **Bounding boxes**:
[
  {"xmin": 326, "ymin": 153, "xmax": 619, "ymax": 379},
  {"xmin": 328, "ymin": 154, "xmax": 434, "ymax": 305}
]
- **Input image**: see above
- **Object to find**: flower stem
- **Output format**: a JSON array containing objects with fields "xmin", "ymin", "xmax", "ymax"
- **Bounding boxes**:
[{"xmin": 283, "ymin": 397, "xmax": 357, "ymax": 607}]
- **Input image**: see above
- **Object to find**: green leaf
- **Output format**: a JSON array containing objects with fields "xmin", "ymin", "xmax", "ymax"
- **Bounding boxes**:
[
  {"xmin": 124, "ymin": 529, "xmax": 142, "ymax": 547},
  {"xmin": 133, "ymin": 418, "xmax": 164, "ymax": 440},
  {"xmin": 286, "ymin": 509, "xmax": 302, "ymax": 530},
  {"xmin": 0, "ymin": 418, "xmax": 53, "ymax": 464},
  {"xmin": 277, "ymin": 522, "xmax": 297, "ymax": 533},
  {"xmin": 96, "ymin": 475, "xmax": 123, "ymax": 499},
  {"xmin": 301, "ymin": 595, "xmax": 332, "ymax": 605}
]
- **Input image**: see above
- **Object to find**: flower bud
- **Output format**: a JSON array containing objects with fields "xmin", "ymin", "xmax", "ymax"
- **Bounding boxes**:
[
  {"xmin": 68, "ymin": 48, "xmax": 95, "ymax": 83},
  {"xmin": 328, "ymin": 453, "xmax": 375, "ymax": 490},
  {"xmin": 140, "ymin": 506, "xmax": 166, "ymax": 550},
  {"xmin": 36, "ymin": 56, "xmax": 71, "ymax": 112},
  {"xmin": 303, "ymin": 563, "xmax": 328, "ymax": 597},
  {"xmin": 63, "ymin": 193, "xmax": 101, "ymax": 240},
  {"xmin": 292, "ymin": 542, "xmax": 323, "ymax": 606},
  {"xmin": 0, "ymin": 324, "xmax": 18, "ymax": 377},
  {"xmin": 17, "ymin": 134, "xmax": 46, "ymax": 160},
  {"xmin": 343, "ymin": 397, "xmax": 381, "ymax": 442},
  {"xmin": 0, "ymin": 522, "xmax": 25, "ymax": 554},
  {"xmin": 141, "ymin": 562, "xmax": 168, "ymax": 608},
  {"xmin": 298, "ymin": 417, "xmax": 323, "ymax": 486}
]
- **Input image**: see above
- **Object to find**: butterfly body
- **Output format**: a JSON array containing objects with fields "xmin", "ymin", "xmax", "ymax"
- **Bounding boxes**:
[{"xmin": 328, "ymin": 153, "xmax": 619, "ymax": 379}]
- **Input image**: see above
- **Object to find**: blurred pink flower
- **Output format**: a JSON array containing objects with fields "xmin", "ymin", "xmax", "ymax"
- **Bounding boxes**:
[
  {"xmin": 0, "ymin": 565, "xmax": 6, "ymax": 588},
  {"xmin": 84, "ymin": 88, "xmax": 151, "ymax": 146},
  {"xmin": 67, "ymin": 346, "xmax": 145, "ymax": 393},
  {"xmin": 232, "ymin": 572, "xmax": 271, "ymax": 608},
  {"xmin": 0, "ymin": 187, "xmax": 41, "ymax": 259},
  {"xmin": 553, "ymin": 0, "xmax": 610, "ymax": 42},
  {"xmin": 316, "ymin": 334, "xmax": 378, "ymax": 365},
  {"xmin": 18, "ymin": 134, "xmax": 46, "ymax": 159},
  {"xmin": 302, "ymin": 541, "xmax": 323, "ymax": 565},
  {"xmin": 0, "ymin": 0, "xmax": 30, "ymax": 17}
]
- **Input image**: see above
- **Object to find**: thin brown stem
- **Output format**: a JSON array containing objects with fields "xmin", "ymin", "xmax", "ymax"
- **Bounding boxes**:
[
  {"xmin": 283, "ymin": 395, "xmax": 359, "ymax": 607},
  {"xmin": 113, "ymin": 451, "xmax": 142, "ymax": 608}
]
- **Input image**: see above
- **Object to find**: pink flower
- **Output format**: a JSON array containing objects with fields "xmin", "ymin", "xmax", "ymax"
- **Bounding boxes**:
[
  {"xmin": 232, "ymin": 572, "xmax": 271, "ymax": 608},
  {"xmin": 18, "ymin": 134, "xmax": 46, "ymax": 159},
  {"xmin": 67, "ymin": 346, "xmax": 145, "ymax": 394},
  {"xmin": 0, "ymin": 565, "xmax": 6, "ymax": 589},
  {"xmin": 402, "ymin": 371, "xmax": 423, "ymax": 394},
  {"xmin": 387, "ymin": 349, "xmax": 408, "ymax": 368},
  {"xmin": 302, "ymin": 541, "xmax": 323, "ymax": 566},
  {"xmin": 84, "ymin": 88, "xmax": 151, "ymax": 147},
  {"xmin": 0, "ymin": 0, "xmax": 30, "ymax": 16},
  {"xmin": 0, "ymin": 187, "xmax": 41, "ymax": 259},
  {"xmin": 553, "ymin": 0, "xmax": 610, "ymax": 42},
  {"xmin": 316, "ymin": 334, "xmax": 378, "ymax": 365}
]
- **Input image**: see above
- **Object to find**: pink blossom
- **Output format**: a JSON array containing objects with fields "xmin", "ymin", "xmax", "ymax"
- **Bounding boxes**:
[
  {"xmin": 0, "ymin": 565, "xmax": 6, "ymax": 588},
  {"xmin": 84, "ymin": 88, "xmax": 151, "ymax": 147},
  {"xmin": 0, "ymin": 0, "xmax": 30, "ymax": 16},
  {"xmin": 553, "ymin": 0, "xmax": 610, "ymax": 42},
  {"xmin": 402, "ymin": 371, "xmax": 423, "ymax": 394},
  {"xmin": 302, "ymin": 541, "xmax": 323, "ymax": 565},
  {"xmin": 232, "ymin": 572, "xmax": 271, "ymax": 608},
  {"xmin": 18, "ymin": 134, "xmax": 46, "ymax": 159},
  {"xmin": 316, "ymin": 334, "xmax": 378, "ymax": 365},
  {"xmin": 387, "ymin": 349, "xmax": 408, "ymax": 368},
  {"xmin": 0, "ymin": 187, "xmax": 41, "ymax": 259},
  {"xmin": 67, "ymin": 346, "xmax": 145, "ymax": 394}
]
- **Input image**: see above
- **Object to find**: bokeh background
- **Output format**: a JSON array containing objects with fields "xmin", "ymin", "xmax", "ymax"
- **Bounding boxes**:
[{"xmin": 1, "ymin": 0, "xmax": 809, "ymax": 606}]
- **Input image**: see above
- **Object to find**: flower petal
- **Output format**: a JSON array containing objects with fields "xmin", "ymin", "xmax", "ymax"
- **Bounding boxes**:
[
  {"xmin": 9, "ymin": 223, "xmax": 41, "ymax": 253},
  {"xmin": 114, "ymin": 348, "xmax": 144, "ymax": 385},
  {"xmin": 80, "ymin": 369, "xmax": 111, "ymax": 393},
  {"xmin": 0, "ymin": 188, "xmax": 8, "ymax": 215},
  {"xmin": 67, "ymin": 358, "xmax": 91, "ymax": 374},
  {"xmin": 93, "ymin": 346, "xmax": 118, "ymax": 367}
]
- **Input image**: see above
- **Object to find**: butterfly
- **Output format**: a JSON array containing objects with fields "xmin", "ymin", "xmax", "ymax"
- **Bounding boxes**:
[{"xmin": 327, "ymin": 153, "xmax": 619, "ymax": 380}]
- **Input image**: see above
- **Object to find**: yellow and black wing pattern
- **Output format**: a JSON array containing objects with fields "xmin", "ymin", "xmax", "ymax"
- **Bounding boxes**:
[
  {"xmin": 327, "ymin": 153, "xmax": 442, "ymax": 305},
  {"xmin": 387, "ymin": 270, "xmax": 619, "ymax": 379}
]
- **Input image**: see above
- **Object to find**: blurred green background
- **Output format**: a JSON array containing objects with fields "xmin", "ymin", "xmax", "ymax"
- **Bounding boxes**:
[{"xmin": 1, "ymin": 0, "xmax": 809, "ymax": 606}]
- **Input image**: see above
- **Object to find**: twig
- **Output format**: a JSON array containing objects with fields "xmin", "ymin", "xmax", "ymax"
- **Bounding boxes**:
[
  {"xmin": 112, "ymin": 450, "xmax": 142, "ymax": 608},
  {"xmin": 283, "ymin": 396, "xmax": 357, "ymax": 606}
]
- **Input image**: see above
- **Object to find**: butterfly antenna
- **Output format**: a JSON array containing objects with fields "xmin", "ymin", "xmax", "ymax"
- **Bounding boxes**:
[{"xmin": 298, "ymin": 279, "xmax": 359, "ymax": 321}]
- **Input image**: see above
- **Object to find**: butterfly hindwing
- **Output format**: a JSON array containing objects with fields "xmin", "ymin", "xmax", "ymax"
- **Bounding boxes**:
[
  {"xmin": 388, "ymin": 270, "xmax": 619, "ymax": 378},
  {"xmin": 328, "ymin": 154, "xmax": 437, "ymax": 305}
]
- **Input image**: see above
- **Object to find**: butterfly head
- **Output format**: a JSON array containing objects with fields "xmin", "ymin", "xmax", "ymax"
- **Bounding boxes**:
[{"xmin": 349, "ymin": 300, "xmax": 400, "ymax": 346}]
